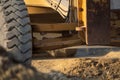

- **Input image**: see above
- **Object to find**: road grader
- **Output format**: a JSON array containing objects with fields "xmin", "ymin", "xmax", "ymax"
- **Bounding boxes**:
[{"xmin": 0, "ymin": 0, "xmax": 119, "ymax": 65}]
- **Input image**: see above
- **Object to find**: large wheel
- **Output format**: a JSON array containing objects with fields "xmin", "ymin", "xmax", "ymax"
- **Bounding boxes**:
[{"xmin": 0, "ymin": 0, "xmax": 32, "ymax": 65}]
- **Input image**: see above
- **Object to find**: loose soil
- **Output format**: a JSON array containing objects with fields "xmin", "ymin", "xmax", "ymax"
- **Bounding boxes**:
[
  {"xmin": 32, "ymin": 51, "xmax": 120, "ymax": 80},
  {"xmin": 0, "ymin": 47, "xmax": 120, "ymax": 80}
]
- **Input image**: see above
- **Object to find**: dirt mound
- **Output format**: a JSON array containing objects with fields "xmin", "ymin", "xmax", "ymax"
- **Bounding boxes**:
[
  {"xmin": 33, "ymin": 57, "xmax": 120, "ymax": 80},
  {"xmin": 59, "ymin": 58, "xmax": 120, "ymax": 80},
  {"xmin": 1, "ymin": 46, "xmax": 120, "ymax": 80},
  {"xmin": 0, "ymin": 47, "xmax": 47, "ymax": 80}
]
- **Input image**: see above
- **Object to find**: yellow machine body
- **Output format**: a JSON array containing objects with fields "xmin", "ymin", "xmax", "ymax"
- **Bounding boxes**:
[
  {"xmin": 24, "ymin": 0, "xmax": 119, "ymax": 50},
  {"xmin": 25, "ymin": 0, "xmax": 50, "ymax": 7}
]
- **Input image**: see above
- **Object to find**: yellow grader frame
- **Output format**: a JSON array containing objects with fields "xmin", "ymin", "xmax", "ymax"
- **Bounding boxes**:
[
  {"xmin": 0, "ymin": 0, "xmax": 119, "ymax": 65},
  {"xmin": 24, "ymin": 0, "xmax": 118, "ymax": 50}
]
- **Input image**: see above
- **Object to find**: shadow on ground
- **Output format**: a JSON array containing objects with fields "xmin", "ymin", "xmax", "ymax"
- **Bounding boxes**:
[{"xmin": 33, "ymin": 46, "xmax": 120, "ymax": 59}]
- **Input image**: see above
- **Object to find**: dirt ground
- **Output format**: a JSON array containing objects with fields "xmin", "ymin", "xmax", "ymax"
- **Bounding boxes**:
[
  {"xmin": 32, "ymin": 51, "xmax": 120, "ymax": 80},
  {"xmin": 0, "ymin": 47, "xmax": 120, "ymax": 80}
]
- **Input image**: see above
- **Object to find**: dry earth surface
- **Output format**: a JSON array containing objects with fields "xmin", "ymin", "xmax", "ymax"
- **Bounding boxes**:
[
  {"xmin": 0, "ymin": 47, "xmax": 46, "ymax": 80},
  {"xmin": 0, "ymin": 47, "xmax": 120, "ymax": 80},
  {"xmin": 32, "ymin": 51, "xmax": 120, "ymax": 80}
]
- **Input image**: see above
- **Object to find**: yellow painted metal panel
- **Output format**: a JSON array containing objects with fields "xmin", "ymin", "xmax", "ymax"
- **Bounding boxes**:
[
  {"xmin": 77, "ymin": 0, "xmax": 87, "ymax": 26},
  {"xmin": 24, "ymin": 0, "xmax": 50, "ymax": 7}
]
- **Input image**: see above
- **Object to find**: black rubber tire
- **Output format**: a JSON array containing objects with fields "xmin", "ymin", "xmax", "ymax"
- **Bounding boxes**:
[{"xmin": 0, "ymin": 0, "xmax": 32, "ymax": 65}]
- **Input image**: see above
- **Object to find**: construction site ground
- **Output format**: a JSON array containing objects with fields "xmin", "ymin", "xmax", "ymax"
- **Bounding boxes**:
[{"xmin": 32, "ymin": 46, "xmax": 120, "ymax": 80}]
